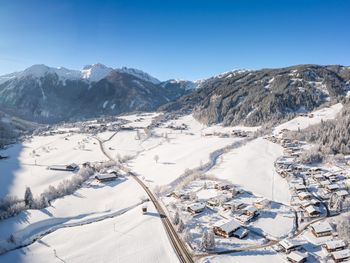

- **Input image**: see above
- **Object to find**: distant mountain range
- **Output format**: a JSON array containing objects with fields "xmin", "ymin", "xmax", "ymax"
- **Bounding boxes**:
[
  {"xmin": 0, "ymin": 64, "xmax": 349, "ymax": 126},
  {"xmin": 162, "ymin": 65, "xmax": 350, "ymax": 126},
  {"xmin": 0, "ymin": 64, "xmax": 197, "ymax": 123}
]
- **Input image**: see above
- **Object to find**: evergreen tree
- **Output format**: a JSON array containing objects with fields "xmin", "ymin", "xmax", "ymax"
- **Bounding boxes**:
[{"xmin": 24, "ymin": 187, "xmax": 34, "ymax": 208}]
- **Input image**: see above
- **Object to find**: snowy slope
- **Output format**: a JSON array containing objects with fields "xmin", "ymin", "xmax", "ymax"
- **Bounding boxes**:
[
  {"xmin": 274, "ymin": 103, "xmax": 343, "ymax": 134},
  {"xmin": 205, "ymin": 137, "xmax": 291, "ymax": 204}
]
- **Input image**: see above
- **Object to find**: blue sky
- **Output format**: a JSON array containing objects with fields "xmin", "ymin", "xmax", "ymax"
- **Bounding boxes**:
[{"xmin": 0, "ymin": 0, "xmax": 349, "ymax": 80}]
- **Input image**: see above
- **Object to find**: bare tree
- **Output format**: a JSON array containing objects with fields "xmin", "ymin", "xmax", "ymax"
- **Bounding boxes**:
[{"xmin": 154, "ymin": 154, "xmax": 159, "ymax": 163}]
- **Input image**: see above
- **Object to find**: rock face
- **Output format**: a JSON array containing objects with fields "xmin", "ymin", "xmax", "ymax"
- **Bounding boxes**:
[
  {"xmin": 0, "ymin": 65, "xmax": 190, "ymax": 123},
  {"xmin": 161, "ymin": 65, "xmax": 350, "ymax": 126}
]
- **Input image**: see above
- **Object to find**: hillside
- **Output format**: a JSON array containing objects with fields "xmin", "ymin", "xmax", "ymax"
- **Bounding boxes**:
[
  {"xmin": 0, "ymin": 64, "xmax": 193, "ymax": 123},
  {"xmin": 162, "ymin": 65, "xmax": 350, "ymax": 126}
]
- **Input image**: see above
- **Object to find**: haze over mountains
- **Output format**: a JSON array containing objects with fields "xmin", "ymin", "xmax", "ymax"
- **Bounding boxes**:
[{"xmin": 0, "ymin": 63, "xmax": 349, "ymax": 126}]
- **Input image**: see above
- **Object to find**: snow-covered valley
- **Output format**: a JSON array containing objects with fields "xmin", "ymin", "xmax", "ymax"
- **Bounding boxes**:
[{"xmin": 0, "ymin": 103, "xmax": 350, "ymax": 263}]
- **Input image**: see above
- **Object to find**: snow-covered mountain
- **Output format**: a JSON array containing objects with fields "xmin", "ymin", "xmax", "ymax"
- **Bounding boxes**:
[
  {"xmin": 0, "ymin": 64, "xmax": 191, "ymax": 123},
  {"xmin": 162, "ymin": 65, "xmax": 350, "ymax": 126}
]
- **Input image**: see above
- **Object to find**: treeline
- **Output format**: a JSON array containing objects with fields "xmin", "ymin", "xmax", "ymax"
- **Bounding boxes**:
[
  {"xmin": 0, "ymin": 161, "xmax": 120, "ymax": 221},
  {"xmin": 290, "ymin": 102, "xmax": 350, "ymax": 155}
]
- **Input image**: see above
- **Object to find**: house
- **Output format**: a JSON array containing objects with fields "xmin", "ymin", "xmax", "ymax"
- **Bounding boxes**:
[
  {"xmin": 279, "ymin": 238, "xmax": 304, "ymax": 253},
  {"xmin": 222, "ymin": 200, "xmax": 245, "ymax": 211},
  {"xmin": 304, "ymin": 205, "xmax": 321, "ymax": 217},
  {"xmin": 294, "ymin": 184, "xmax": 307, "ymax": 192},
  {"xmin": 187, "ymin": 203, "xmax": 206, "ymax": 214},
  {"xmin": 300, "ymin": 199, "xmax": 320, "ymax": 209},
  {"xmin": 243, "ymin": 206, "xmax": 259, "ymax": 217},
  {"xmin": 326, "ymin": 184, "xmax": 340, "ymax": 193},
  {"xmin": 324, "ymin": 240, "xmax": 347, "ymax": 252},
  {"xmin": 331, "ymin": 249, "xmax": 350, "ymax": 262},
  {"xmin": 298, "ymin": 192, "xmax": 312, "ymax": 200},
  {"xmin": 313, "ymin": 174, "xmax": 325, "ymax": 182},
  {"xmin": 172, "ymin": 191, "xmax": 190, "ymax": 200},
  {"xmin": 286, "ymin": 251, "xmax": 308, "ymax": 263},
  {"xmin": 254, "ymin": 198, "xmax": 270, "ymax": 209},
  {"xmin": 311, "ymin": 222, "xmax": 333, "ymax": 237},
  {"xmin": 49, "ymin": 163, "xmax": 79, "ymax": 172},
  {"xmin": 95, "ymin": 173, "xmax": 118, "ymax": 183},
  {"xmin": 213, "ymin": 220, "xmax": 248, "ymax": 239}
]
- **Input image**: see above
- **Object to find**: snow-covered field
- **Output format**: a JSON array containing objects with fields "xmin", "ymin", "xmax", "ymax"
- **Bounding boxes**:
[
  {"xmin": 206, "ymin": 137, "xmax": 291, "ymax": 204},
  {"xmin": 0, "ymin": 133, "xmax": 106, "ymax": 198},
  {"xmin": 1, "ymin": 104, "xmax": 345, "ymax": 262}
]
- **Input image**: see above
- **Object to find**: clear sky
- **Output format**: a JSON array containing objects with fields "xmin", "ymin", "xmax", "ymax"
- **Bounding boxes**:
[{"xmin": 0, "ymin": 0, "xmax": 349, "ymax": 81}]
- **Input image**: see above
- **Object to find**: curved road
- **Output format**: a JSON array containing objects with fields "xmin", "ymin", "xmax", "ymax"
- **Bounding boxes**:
[{"xmin": 95, "ymin": 135, "xmax": 194, "ymax": 263}]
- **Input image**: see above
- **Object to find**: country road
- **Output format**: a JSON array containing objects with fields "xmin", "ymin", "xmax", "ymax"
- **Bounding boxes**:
[{"xmin": 95, "ymin": 133, "xmax": 194, "ymax": 263}]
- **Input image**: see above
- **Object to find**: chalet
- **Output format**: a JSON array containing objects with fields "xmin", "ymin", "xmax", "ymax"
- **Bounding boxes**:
[
  {"xmin": 172, "ymin": 191, "xmax": 190, "ymax": 200},
  {"xmin": 324, "ymin": 240, "xmax": 347, "ymax": 252},
  {"xmin": 95, "ymin": 173, "xmax": 118, "ymax": 183},
  {"xmin": 331, "ymin": 249, "xmax": 350, "ymax": 262},
  {"xmin": 279, "ymin": 238, "xmax": 304, "ymax": 253},
  {"xmin": 320, "ymin": 180, "xmax": 331, "ymax": 188},
  {"xmin": 215, "ymin": 183, "xmax": 231, "ymax": 191},
  {"xmin": 304, "ymin": 205, "xmax": 321, "ymax": 218},
  {"xmin": 313, "ymin": 174, "xmax": 325, "ymax": 182},
  {"xmin": 49, "ymin": 163, "xmax": 79, "ymax": 172},
  {"xmin": 294, "ymin": 184, "xmax": 307, "ymax": 192},
  {"xmin": 326, "ymin": 184, "xmax": 340, "ymax": 193},
  {"xmin": 253, "ymin": 198, "xmax": 270, "ymax": 209},
  {"xmin": 286, "ymin": 251, "xmax": 307, "ymax": 263},
  {"xmin": 298, "ymin": 192, "xmax": 312, "ymax": 200},
  {"xmin": 187, "ymin": 203, "xmax": 205, "ymax": 214},
  {"xmin": 222, "ymin": 200, "xmax": 245, "ymax": 211},
  {"xmin": 311, "ymin": 222, "xmax": 333, "ymax": 237},
  {"xmin": 300, "ymin": 199, "xmax": 320, "ymax": 209},
  {"xmin": 213, "ymin": 220, "xmax": 248, "ymax": 239},
  {"xmin": 243, "ymin": 206, "xmax": 258, "ymax": 217}
]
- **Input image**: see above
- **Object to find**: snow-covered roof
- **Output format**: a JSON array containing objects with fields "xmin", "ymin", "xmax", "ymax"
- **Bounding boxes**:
[
  {"xmin": 279, "ymin": 238, "xmax": 303, "ymax": 250},
  {"xmin": 286, "ymin": 251, "xmax": 307, "ymax": 262},
  {"xmin": 95, "ymin": 173, "xmax": 118, "ymax": 180},
  {"xmin": 331, "ymin": 248, "xmax": 350, "ymax": 260},
  {"xmin": 325, "ymin": 240, "xmax": 347, "ymax": 250},
  {"xmin": 311, "ymin": 222, "xmax": 333, "ymax": 233},
  {"xmin": 187, "ymin": 203, "xmax": 205, "ymax": 212},
  {"xmin": 215, "ymin": 219, "xmax": 240, "ymax": 233},
  {"xmin": 305, "ymin": 205, "xmax": 320, "ymax": 214}
]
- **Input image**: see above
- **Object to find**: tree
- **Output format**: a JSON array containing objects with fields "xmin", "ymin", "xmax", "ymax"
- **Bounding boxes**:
[
  {"xmin": 200, "ymin": 230, "xmax": 215, "ymax": 251},
  {"xmin": 183, "ymin": 228, "xmax": 192, "ymax": 244},
  {"xmin": 173, "ymin": 210, "xmax": 180, "ymax": 225},
  {"xmin": 337, "ymin": 215, "xmax": 350, "ymax": 240},
  {"xmin": 24, "ymin": 187, "xmax": 34, "ymax": 208},
  {"xmin": 178, "ymin": 219, "xmax": 185, "ymax": 233},
  {"xmin": 154, "ymin": 154, "xmax": 159, "ymax": 163}
]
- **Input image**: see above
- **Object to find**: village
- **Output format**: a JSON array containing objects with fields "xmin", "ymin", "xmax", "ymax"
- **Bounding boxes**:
[{"xmin": 0, "ymin": 108, "xmax": 350, "ymax": 263}]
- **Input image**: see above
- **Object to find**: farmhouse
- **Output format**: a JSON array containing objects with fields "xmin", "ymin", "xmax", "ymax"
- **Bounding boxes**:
[
  {"xmin": 187, "ymin": 203, "xmax": 205, "ymax": 214},
  {"xmin": 286, "ymin": 251, "xmax": 307, "ymax": 263},
  {"xmin": 254, "ymin": 198, "xmax": 270, "ymax": 209},
  {"xmin": 298, "ymin": 192, "xmax": 311, "ymax": 200},
  {"xmin": 326, "ymin": 184, "xmax": 340, "ymax": 193},
  {"xmin": 49, "ymin": 163, "xmax": 79, "ymax": 172},
  {"xmin": 304, "ymin": 205, "xmax": 321, "ymax": 218},
  {"xmin": 311, "ymin": 222, "xmax": 333, "ymax": 237},
  {"xmin": 213, "ymin": 220, "xmax": 248, "ymax": 239},
  {"xmin": 95, "ymin": 173, "xmax": 118, "ymax": 183},
  {"xmin": 331, "ymin": 249, "xmax": 350, "ymax": 262},
  {"xmin": 279, "ymin": 238, "xmax": 304, "ymax": 253},
  {"xmin": 324, "ymin": 240, "xmax": 347, "ymax": 252}
]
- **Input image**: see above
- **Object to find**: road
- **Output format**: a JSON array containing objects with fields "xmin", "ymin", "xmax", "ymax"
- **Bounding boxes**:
[{"xmin": 95, "ymin": 134, "xmax": 194, "ymax": 263}]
